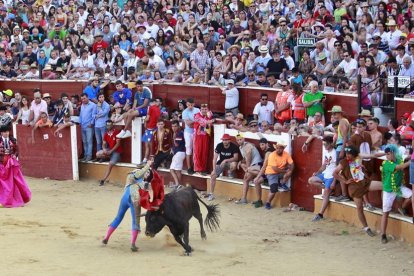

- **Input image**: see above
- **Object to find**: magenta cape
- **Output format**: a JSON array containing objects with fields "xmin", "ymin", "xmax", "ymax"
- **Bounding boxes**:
[{"xmin": 0, "ymin": 157, "xmax": 31, "ymax": 208}]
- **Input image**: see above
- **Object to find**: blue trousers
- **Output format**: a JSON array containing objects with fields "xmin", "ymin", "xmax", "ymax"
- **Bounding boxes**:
[
  {"xmin": 95, "ymin": 126, "xmax": 107, "ymax": 152},
  {"xmin": 81, "ymin": 127, "xmax": 94, "ymax": 159},
  {"xmin": 109, "ymin": 186, "xmax": 140, "ymax": 231}
]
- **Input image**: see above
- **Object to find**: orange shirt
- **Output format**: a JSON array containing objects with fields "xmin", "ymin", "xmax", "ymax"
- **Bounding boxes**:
[
  {"xmin": 36, "ymin": 119, "xmax": 53, "ymax": 127},
  {"xmin": 265, "ymin": 151, "xmax": 293, "ymax": 174}
]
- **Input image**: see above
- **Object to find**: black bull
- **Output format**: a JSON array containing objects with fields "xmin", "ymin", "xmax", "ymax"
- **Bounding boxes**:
[{"xmin": 144, "ymin": 187, "xmax": 220, "ymax": 255}]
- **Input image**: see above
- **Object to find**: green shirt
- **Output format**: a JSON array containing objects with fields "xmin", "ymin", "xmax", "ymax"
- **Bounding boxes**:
[
  {"xmin": 381, "ymin": 159, "xmax": 403, "ymax": 194},
  {"xmin": 303, "ymin": 91, "xmax": 324, "ymax": 116}
]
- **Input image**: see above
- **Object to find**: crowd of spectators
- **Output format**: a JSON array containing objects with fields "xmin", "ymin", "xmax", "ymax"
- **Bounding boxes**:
[
  {"xmin": 1, "ymin": 0, "xmax": 414, "ymax": 244},
  {"xmin": 0, "ymin": 0, "xmax": 414, "ymax": 100}
]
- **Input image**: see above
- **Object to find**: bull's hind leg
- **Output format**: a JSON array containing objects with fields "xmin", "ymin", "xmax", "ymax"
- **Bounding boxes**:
[
  {"xmin": 182, "ymin": 222, "xmax": 192, "ymax": 255},
  {"xmin": 193, "ymin": 208, "xmax": 207, "ymax": 240}
]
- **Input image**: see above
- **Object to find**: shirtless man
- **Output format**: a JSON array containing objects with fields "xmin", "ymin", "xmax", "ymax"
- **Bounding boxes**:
[{"xmin": 367, "ymin": 117, "xmax": 383, "ymax": 149}]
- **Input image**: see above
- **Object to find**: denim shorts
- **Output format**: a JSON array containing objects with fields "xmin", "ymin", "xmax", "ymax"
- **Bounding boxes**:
[
  {"xmin": 410, "ymin": 160, "xmax": 414, "ymax": 185},
  {"xmin": 266, "ymin": 173, "xmax": 284, "ymax": 193},
  {"xmin": 109, "ymin": 152, "xmax": 121, "ymax": 164},
  {"xmin": 316, "ymin": 173, "xmax": 334, "ymax": 189}
]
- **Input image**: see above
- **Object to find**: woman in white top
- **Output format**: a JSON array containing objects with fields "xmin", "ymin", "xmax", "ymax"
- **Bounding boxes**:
[
  {"xmin": 110, "ymin": 17, "xmax": 121, "ymax": 34},
  {"xmin": 174, "ymin": 50, "xmax": 189, "ymax": 73},
  {"xmin": 16, "ymin": 97, "xmax": 30, "ymax": 125},
  {"xmin": 47, "ymin": 50, "xmax": 59, "ymax": 67},
  {"xmin": 81, "ymin": 28, "xmax": 94, "ymax": 47},
  {"xmin": 126, "ymin": 49, "xmax": 139, "ymax": 70}
]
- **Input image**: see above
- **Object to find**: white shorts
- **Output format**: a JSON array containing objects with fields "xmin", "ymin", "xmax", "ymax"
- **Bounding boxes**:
[
  {"xmin": 382, "ymin": 187, "xmax": 412, "ymax": 212},
  {"xmin": 170, "ymin": 152, "xmax": 186, "ymax": 170},
  {"xmin": 184, "ymin": 132, "xmax": 194, "ymax": 155}
]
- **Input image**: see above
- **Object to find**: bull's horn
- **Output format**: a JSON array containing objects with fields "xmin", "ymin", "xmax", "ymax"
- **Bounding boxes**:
[{"xmin": 139, "ymin": 212, "xmax": 147, "ymax": 217}]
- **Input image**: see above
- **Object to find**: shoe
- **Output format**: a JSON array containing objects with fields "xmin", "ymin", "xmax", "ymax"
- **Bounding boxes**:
[
  {"xmin": 265, "ymin": 202, "xmax": 271, "ymax": 210},
  {"xmin": 228, "ymin": 172, "xmax": 234, "ymax": 178},
  {"xmin": 235, "ymin": 198, "xmax": 247, "ymax": 205},
  {"xmin": 254, "ymin": 200, "xmax": 263, "ymax": 208},
  {"xmin": 207, "ymin": 194, "xmax": 215, "ymax": 201},
  {"xmin": 122, "ymin": 130, "xmax": 132, "ymax": 138},
  {"xmin": 364, "ymin": 227, "xmax": 375, "ymax": 237},
  {"xmin": 187, "ymin": 167, "xmax": 195, "ymax": 175},
  {"xmin": 98, "ymin": 158, "xmax": 104, "ymax": 163},
  {"xmin": 79, "ymin": 158, "xmax": 86, "ymax": 162},
  {"xmin": 312, "ymin": 214, "xmax": 323, "ymax": 222},
  {"xmin": 364, "ymin": 203, "xmax": 375, "ymax": 211},
  {"xmin": 84, "ymin": 157, "xmax": 92, "ymax": 162},
  {"xmin": 102, "ymin": 239, "xmax": 108, "ymax": 245},
  {"xmin": 131, "ymin": 244, "xmax": 138, "ymax": 252},
  {"xmin": 116, "ymin": 130, "xmax": 125, "ymax": 138},
  {"xmin": 278, "ymin": 184, "xmax": 290, "ymax": 192},
  {"xmin": 99, "ymin": 180, "xmax": 104, "ymax": 186},
  {"xmin": 381, "ymin": 234, "xmax": 388, "ymax": 244},
  {"xmin": 335, "ymin": 195, "xmax": 351, "ymax": 202}
]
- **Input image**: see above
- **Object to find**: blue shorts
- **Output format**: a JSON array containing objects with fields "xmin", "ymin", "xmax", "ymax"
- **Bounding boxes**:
[
  {"xmin": 109, "ymin": 152, "xmax": 121, "ymax": 164},
  {"xmin": 136, "ymin": 107, "xmax": 147, "ymax": 117},
  {"xmin": 410, "ymin": 160, "xmax": 414, "ymax": 185},
  {"xmin": 266, "ymin": 173, "xmax": 283, "ymax": 193},
  {"xmin": 316, "ymin": 173, "xmax": 334, "ymax": 189},
  {"xmin": 142, "ymin": 128, "xmax": 155, "ymax": 143}
]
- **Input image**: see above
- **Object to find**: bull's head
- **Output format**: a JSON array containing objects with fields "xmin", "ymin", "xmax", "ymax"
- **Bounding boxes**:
[{"xmin": 144, "ymin": 207, "xmax": 168, "ymax": 238}]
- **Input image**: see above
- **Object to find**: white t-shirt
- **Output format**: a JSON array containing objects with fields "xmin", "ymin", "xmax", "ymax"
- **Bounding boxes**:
[
  {"xmin": 338, "ymin": 58, "xmax": 358, "ymax": 78},
  {"xmin": 253, "ymin": 101, "xmax": 275, "ymax": 124},
  {"xmin": 322, "ymin": 148, "xmax": 337, "ymax": 179},
  {"xmin": 224, "ymin": 87, "xmax": 239, "ymax": 109}
]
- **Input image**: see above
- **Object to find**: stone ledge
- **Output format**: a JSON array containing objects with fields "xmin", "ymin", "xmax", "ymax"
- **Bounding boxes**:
[{"xmin": 314, "ymin": 195, "xmax": 414, "ymax": 243}]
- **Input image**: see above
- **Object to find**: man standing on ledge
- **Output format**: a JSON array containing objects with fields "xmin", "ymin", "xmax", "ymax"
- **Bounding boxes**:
[
  {"xmin": 182, "ymin": 98, "xmax": 199, "ymax": 174},
  {"xmin": 79, "ymin": 93, "xmax": 97, "ymax": 162},
  {"xmin": 193, "ymin": 103, "xmax": 214, "ymax": 174}
]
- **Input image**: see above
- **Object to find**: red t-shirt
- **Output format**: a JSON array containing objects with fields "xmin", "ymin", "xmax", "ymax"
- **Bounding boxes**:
[
  {"xmin": 92, "ymin": 41, "xmax": 109, "ymax": 53},
  {"xmin": 104, "ymin": 129, "xmax": 122, "ymax": 154},
  {"xmin": 146, "ymin": 105, "xmax": 161, "ymax": 129}
]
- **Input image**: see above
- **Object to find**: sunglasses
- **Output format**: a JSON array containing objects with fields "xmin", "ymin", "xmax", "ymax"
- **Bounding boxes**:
[
  {"xmin": 344, "ymin": 148, "xmax": 354, "ymax": 152},
  {"xmin": 261, "ymin": 98, "xmax": 268, "ymax": 100}
]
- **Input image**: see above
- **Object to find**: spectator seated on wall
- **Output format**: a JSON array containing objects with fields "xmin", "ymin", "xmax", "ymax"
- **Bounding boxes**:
[{"xmin": 96, "ymin": 120, "xmax": 122, "ymax": 186}]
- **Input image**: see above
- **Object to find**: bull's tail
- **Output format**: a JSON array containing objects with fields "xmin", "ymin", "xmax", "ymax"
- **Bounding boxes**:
[{"xmin": 196, "ymin": 193, "xmax": 220, "ymax": 232}]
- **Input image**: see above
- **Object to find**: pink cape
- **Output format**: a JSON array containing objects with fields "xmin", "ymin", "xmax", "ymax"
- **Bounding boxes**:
[{"xmin": 0, "ymin": 157, "xmax": 31, "ymax": 208}]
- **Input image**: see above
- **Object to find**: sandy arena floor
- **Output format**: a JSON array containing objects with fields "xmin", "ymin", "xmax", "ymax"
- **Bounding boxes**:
[{"xmin": 1, "ymin": 177, "xmax": 414, "ymax": 276}]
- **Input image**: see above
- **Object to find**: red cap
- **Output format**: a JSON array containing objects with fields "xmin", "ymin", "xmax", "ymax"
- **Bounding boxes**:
[
  {"xmin": 221, "ymin": 134, "xmax": 231, "ymax": 140},
  {"xmin": 401, "ymin": 112, "xmax": 410, "ymax": 120}
]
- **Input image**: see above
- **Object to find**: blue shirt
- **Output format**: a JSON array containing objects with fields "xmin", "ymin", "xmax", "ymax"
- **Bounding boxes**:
[
  {"xmin": 94, "ymin": 101, "xmax": 110, "ymax": 128},
  {"xmin": 79, "ymin": 101, "xmax": 97, "ymax": 129},
  {"xmin": 113, "ymin": 88, "xmax": 132, "ymax": 106},
  {"xmin": 254, "ymin": 56, "xmax": 271, "ymax": 73},
  {"xmin": 292, "ymin": 74, "xmax": 303, "ymax": 86},
  {"xmin": 182, "ymin": 107, "xmax": 200, "ymax": 134},
  {"xmin": 134, "ymin": 87, "xmax": 152, "ymax": 107},
  {"xmin": 83, "ymin": 85, "xmax": 100, "ymax": 101}
]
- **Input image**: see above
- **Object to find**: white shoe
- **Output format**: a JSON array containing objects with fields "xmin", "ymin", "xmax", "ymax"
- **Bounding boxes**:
[
  {"xmin": 207, "ymin": 194, "xmax": 215, "ymax": 201},
  {"xmin": 116, "ymin": 130, "xmax": 125, "ymax": 138},
  {"xmin": 122, "ymin": 130, "xmax": 132, "ymax": 138}
]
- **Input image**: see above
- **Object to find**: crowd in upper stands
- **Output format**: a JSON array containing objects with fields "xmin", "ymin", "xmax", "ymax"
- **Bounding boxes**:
[
  {"xmin": 0, "ymin": 0, "xmax": 414, "ymax": 97},
  {"xmin": 1, "ymin": 0, "xmax": 414, "ymax": 244}
]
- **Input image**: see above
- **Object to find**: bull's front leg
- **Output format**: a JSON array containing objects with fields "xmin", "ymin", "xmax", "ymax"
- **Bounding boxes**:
[{"xmin": 168, "ymin": 226, "xmax": 192, "ymax": 256}]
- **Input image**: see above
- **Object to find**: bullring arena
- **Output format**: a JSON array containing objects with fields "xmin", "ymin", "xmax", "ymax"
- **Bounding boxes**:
[{"xmin": 1, "ymin": 177, "xmax": 413, "ymax": 275}]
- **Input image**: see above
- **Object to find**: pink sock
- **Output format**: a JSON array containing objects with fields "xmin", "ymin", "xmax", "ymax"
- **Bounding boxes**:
[
  {"xmin": 104, "ymin": 226, "xmax": 116, "ymax": 241},
  {"xmin": 131, "ymin": 230, "xmax": 139, "ymax": 245}
]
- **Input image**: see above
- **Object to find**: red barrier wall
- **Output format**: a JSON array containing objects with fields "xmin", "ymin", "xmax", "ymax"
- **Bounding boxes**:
[
  {"xmin": 291, "ymin": 137, "xmax": 323, "ymax": 211},
  {"xmin": 16, "ymin": 124, "xmax": 81, "ymax": 180},
  {"xmin": 395, "ymin": 98, "xmax": 414, "ymax": 119}
]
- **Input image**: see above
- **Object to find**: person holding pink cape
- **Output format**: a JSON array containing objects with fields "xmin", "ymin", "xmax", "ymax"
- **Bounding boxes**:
[{"xmin": 0, "ymin": 125, "xmax": 31, "ymax": 208}]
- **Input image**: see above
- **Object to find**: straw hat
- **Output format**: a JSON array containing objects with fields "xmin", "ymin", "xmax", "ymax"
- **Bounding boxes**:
[{"xmin": 328, "ymin": 105, "xmax": 343, "ymax": 113}]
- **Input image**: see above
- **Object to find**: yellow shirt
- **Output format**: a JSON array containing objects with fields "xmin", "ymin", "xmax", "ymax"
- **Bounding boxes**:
[{"xmin": 265, "ymin": 151, "xmax": 293, "ymax": 175}]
